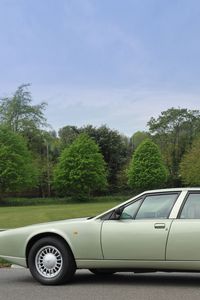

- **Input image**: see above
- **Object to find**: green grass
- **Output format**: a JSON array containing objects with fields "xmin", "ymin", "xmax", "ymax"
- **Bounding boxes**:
[
  {"xmin": 0, "ymin": 258, "xmax": 10, "ymax": 267},
  {"xmin": 1, "ymin": 195, "xmax": 131, "ymax": 206},
  {"xmin": 0, "ymin": 201, "xmax": 122, "ymax": 228}
]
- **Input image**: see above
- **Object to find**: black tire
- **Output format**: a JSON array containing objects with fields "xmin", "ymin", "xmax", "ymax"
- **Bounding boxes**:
[
  {"xmin": 89, "ymin": 269, "xmax": 116, "ymax": 275},
  {"xmin": 28, "ymin": 236, "xmax": 76, "ymax": 285}
]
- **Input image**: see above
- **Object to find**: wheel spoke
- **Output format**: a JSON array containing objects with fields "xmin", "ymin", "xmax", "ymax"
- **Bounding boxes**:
[{"xmin": 35, "ymin": 245, "xmax": 63, "ymax": 278}]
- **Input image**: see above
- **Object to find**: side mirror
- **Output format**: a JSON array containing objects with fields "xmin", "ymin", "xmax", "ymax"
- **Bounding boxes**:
[{"xmin": 114, "ymin": 206, "xmax": 124, "ymax": 219}]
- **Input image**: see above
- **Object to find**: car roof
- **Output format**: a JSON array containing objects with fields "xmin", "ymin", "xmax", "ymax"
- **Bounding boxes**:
[{"xmin": 144, "ymin": 187, "xmax": 200, "ymax": 193}]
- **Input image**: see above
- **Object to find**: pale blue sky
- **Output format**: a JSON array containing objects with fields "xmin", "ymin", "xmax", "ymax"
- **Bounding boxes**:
[{"xmin": 0, "ymin": 0, "xmax": 200, "ymax": 135}]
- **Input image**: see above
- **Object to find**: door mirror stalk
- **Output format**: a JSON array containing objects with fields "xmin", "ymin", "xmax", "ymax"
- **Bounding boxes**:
[{"xmin": 114, "ymin": 207, "xmax": 123, "ymax": 219}]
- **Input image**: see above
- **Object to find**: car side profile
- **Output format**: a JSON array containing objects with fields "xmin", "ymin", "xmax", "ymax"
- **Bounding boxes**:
[{"xmin": 0, "ymin": 188, "xmax": 200, "ymax": 285}]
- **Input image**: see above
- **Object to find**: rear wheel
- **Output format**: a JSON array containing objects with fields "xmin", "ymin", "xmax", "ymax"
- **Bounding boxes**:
[
  {"xmin": 28, "ymin": 236, "xmax": 76, "ymax": 285},
  {"xmin": 89, "ymin": 269, "xmax": 116, "ymax": 275}
]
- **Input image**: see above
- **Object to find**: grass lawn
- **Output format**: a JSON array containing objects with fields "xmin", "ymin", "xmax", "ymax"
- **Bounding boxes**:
[{"xmin": 0, "ymin": 201, "xmax": 122, "ymax": 229}]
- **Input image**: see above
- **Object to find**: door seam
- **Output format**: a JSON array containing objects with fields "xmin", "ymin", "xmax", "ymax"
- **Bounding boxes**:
[{"xmin": 165, "ymin": 219, "xmax": 174, "ymax": 260}]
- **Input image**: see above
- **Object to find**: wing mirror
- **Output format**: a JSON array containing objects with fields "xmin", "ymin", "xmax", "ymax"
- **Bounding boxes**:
[{"xmin": 114, "ymin": 206, "xmax": 124, "ymax": 219}]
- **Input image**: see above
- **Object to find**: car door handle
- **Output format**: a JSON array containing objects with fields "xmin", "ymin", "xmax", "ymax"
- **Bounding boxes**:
[{"xmin": 154, "ymin": 223, "xmax": 165, "ymax": 229}]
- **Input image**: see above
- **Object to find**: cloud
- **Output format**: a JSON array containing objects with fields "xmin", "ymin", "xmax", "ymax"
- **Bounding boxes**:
[{"xmin": 30, "ymin": 84, "xmax": 200, "ymax": 136}]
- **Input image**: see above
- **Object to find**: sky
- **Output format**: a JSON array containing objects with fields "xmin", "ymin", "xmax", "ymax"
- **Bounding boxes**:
[{"xmin": 0, "ymin": 0, "xmax": 200, "ymax": 136}]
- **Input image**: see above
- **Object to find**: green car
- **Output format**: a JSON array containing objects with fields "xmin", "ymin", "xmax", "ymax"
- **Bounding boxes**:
[{"xmin": 1, "ymin": 188, "xmax": 200, "ymax": 285}]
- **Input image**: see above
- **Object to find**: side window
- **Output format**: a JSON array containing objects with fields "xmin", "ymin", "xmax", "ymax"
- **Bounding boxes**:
[
  {"xmin": 180, "ymin": 193, "xmax": 200, "ymax": 219},
  {"xmin": 135, "ymin": 193, "xmax": 178, "ymax": 219},
  {"xmin": 120, "ymin": 198, "xmax": 143, "ymax": 220}
]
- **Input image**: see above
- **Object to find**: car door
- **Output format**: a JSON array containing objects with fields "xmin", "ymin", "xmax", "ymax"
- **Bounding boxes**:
[
  {"xmin": 101, "ymin": 193, "xmax": 179, "ymax": 260},
  {"xmin": 166, "ymin": 192, "xmax": 200, "ymax": 261}
]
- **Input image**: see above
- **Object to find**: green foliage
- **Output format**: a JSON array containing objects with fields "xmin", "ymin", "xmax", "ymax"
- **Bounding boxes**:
[
  {"xmin": 80, "ymin": 125, "xmax": 130, "ymax": 188},
  {"xmin": 32, "ymin": 130, "xmax": 59, "ymax": 197},
  {"xmin": 0, "ymin": 84, "xmax": 47, "ymax": 132},
  {"xmin": 180, "ymin": 137, "xmax": 200, "ymax": 186},
  {"xmin": 131, "ymin": 131, "xmax": 150, "ymax": 149},
  {"xmin": 0, "ymin": 257, "xmax": 10, "ymax": 267},
  {"xmin": 58, "ymin": 126, "xmax": 79, "ymax": 149},
  {"xmin": 54, "ymin": 134, "xmax": 107, "ymax": 198},
  {"xmin": 116, "ymin": 160, "xmax": 131, "ymax": 191},
  {"xmin": 0, "ymin": 85, "xmax": 55, "ymax": 197},
  {"xmin": 127, "ymin": 139, "xmax": 168, "ymax": 190},
  {"xmin": 0, "ymin": 126, "xmax": 37, "ymax": 195},
  {"xmin": 2, "ymin": 82, "xmax": 200, "ymax": 195},
  {"xmin": 58, "ymin": 124, "xmax": 130, "ymax": 189},
  {"xmin": 148, "ymin": 107, "xmax": 200, "ymax": 185}
]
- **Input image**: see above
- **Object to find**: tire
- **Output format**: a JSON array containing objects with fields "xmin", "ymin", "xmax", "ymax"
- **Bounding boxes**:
[
  {"xmin": 28, "ymin": 236, "xmax": 76, "ymax": 285},
  {"xmin": 89, "ymin": 269, "xmax": 116, "ymax": 275}
]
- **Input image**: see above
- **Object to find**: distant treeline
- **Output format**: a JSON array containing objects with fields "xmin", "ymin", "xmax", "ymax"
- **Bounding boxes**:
[{"xmin": 0, "ymin": 84, "xmax": 200, "ymax": 200}]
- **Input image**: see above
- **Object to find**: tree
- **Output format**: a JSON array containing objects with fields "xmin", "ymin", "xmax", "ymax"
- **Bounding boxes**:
[
  {"xmin": 54, "ymin": 134, "xmax": 107, "ymax": 198},
  {"xmin": 127, "ymin": 139, "xmax": 168, "ymax": 190},
  {"xmin": 130, "ymin": 131, "xmax": 150, "ymax": 150},
  {"xmin": 0, "ymin": 126, "xmax": 37, "ymax": 197},
  {"xmin": 80, "ymin": 125, "xmax": 129, "ymax": 189},
  {"xmin": 148, "ymin": 107, "xmax": 200, "ymax": 185},
  {"xmin": 58, "ymin": 126, "xmax": 79, "ymax": 149},
  {"xmin": 180, "ymin": 137, "xmax": 200, "ymax": 186},
  {"xmin": 32, "ymin": 130, "xmax": 59, "ymax": 197},
  {"xmin": 0, "ymin": 85, "xmax": 61, "ymax": 197},
  {"xmin": 0, "ymin": 84, "xmax": 47, "ymax": 133},
  {"xmin": 58, "ymin": 124, "xmax": 130, "ymax": 189}
]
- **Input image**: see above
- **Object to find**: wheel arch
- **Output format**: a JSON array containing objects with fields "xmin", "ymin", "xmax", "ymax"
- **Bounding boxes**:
[{"xmin": 25, "ymin": 232, "xmax": 76, "ymax": 268}]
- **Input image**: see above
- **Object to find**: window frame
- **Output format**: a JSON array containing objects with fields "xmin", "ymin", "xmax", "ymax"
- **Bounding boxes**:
[
  {"xmin": 101, "ymin": 192, "xmax": 180, "ymax": 221},
  {"xmin": 133, "ymin": 192, "xmax": 180, "ymax": 220},
  {"xmin": 119, "ymin": 196, "xmax": 144, "ymax": 220},
  {"xmin": 178, "ymin": 191, "xmax": 200, "ymax": 219}
]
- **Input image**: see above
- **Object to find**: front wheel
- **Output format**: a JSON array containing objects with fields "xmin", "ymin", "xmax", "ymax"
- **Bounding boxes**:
[{"xmin": 28, "ymin": 236, "xmax": 76, "ymax": 285}]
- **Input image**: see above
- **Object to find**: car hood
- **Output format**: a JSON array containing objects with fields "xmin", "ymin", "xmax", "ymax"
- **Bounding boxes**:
[
  {"xmin": 3, "ymin": 217, "xmax": 89, "ymax": 231},
  {"xmin": 32, "ymin": 217, "xmax": 88, "ymax": 226}
]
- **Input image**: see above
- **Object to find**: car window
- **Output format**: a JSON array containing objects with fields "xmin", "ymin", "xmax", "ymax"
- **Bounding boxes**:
[
  {"xmin": 135, "ymin": 193, "xmax": 178, "ymax": 219},
  {"xmin": 120, "ymin": 198, "xmax": 143, "ymax": 220},
  {"xmin": 180, "ymin": 193, "xmax": 200, "ymax": 219}
]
